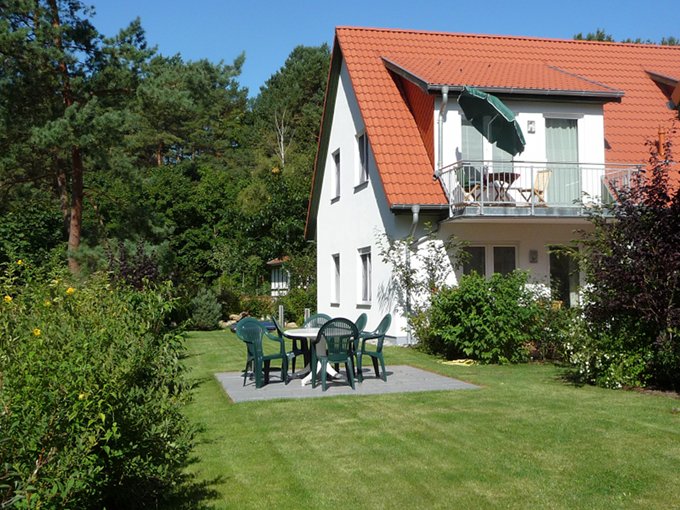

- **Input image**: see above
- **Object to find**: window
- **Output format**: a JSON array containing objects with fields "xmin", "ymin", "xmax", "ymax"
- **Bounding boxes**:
[
  {"xmin": 493, "ymin": 246, "xmax": 516, "ymax": 276},
  {"xmin": 358, "ymin": 248, "xmax": 371, "ymax": 303},
  {"xmin": 462, "ymin": 246, "xmax": 485, "ymax": 275},
  {"xmin": 332, "ymin": 150, "xmax": 340, "ymax": 199},
  {"xmin": 549, "ymin": 246, "xmax": 579, "ymax": 307},
  {"xmin": 331, "ymin": 254, "xmax": 340, "ymax": 304},
  {"xmin": 357, "ymin": 133, "xmax": 369, "ymax": 185},
  {"xmin": 461, "ymin": 119, "xmax": 484, "ymax": 161},
  {"xmin": 461, "ymin": 117, "xmax": 514, "ymax": 168},
  {"xmin": 462, "ymin": 245, "xmax": 516, "ymax": 277}
]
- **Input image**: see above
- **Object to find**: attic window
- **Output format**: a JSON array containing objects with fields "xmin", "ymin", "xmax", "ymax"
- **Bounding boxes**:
[{"xmin": 646, "ymin": 70, "xmax": 680, "ymax": 109}]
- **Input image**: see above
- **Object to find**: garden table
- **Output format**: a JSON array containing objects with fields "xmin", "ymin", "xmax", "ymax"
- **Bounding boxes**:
[{"xmin": 284, "ymin": 327, "xmax": 343, "ymax": 386}]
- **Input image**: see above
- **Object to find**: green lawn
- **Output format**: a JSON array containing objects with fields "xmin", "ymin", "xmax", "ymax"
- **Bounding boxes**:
[{"xmin": 184, "ymin": 330, "xmax": 680, "ymax": 509}]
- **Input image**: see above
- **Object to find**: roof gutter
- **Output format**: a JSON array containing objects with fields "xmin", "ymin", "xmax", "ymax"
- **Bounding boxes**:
[
  {"xmin": 436, "ymin": 85, "xmax": 449, "ymax": 179},
  {"xmin": 425, "ymin": 83, "xmax": 624, "ymax": 100},
  {"xmin": 390, "ymin": 204, "xmax": 450, "ymax": 212}
]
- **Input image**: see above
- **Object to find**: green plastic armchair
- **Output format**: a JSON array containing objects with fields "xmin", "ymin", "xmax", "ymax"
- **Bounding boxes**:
[
  {"xmin": 350, "ymin": 313, "xmax": 368, "ymax": 374},
  {"xmin": 235, "ymin": 318, "xmax": 289, "ymax": 388},
  {"xmin": 354, "ymin": 313, "xmax": 367, "ymax": 335},
  {"xmin": 270, "ymin": 315, "xmax": 306, "ymax": 373},
  {"xmin": 302, "ymin": 313, "xmax": 331, "ymax": 329},
  {"xmin": 311, "ymin": 317, "xmax": 358, "ymax": 391},
  {"xmin": 357, "ymin": 313, "xmax": 391, "ymax": 382}
]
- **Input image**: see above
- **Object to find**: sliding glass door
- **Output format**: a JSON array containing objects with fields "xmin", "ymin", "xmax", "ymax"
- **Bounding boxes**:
[{"xmin": 546, "ymin": 118, "xmax": 579, "ymax": 206}]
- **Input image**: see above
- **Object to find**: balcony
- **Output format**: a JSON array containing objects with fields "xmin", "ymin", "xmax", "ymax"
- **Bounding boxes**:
[{"xmin": 436, "ymin": 160, "xmax": 641, "ymax": 219}]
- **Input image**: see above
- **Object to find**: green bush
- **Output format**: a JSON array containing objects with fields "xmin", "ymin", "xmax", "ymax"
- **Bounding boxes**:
[
  {"xmin": 190, "ymin": 288, "xmax": 222, "ymax": 330},
  {"xmin": 423, "ymin": 271, "xmax": 541, "ymax": 364},
  {"xmin": 276, "ymin": 285, "xmax": 316, "ymax": 324},
  {"xmin": 0, "ymin": 263, "xmax": 193, "ymax": 508},
  {"xmin": 239, "ymin": 294, "xmax": 274, "ymax": 319}
]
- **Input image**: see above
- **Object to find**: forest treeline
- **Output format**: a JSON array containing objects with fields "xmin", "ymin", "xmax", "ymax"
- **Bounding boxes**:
[{"xmin": 0, "ymin": 1, "xmax": 328, "ymax": 315}]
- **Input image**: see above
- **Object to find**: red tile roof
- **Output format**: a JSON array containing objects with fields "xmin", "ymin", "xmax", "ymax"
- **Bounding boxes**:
[
  {"xmin": 331, "ymin": 27, "xmax": 680, "ymax": 207},
  {"xmin": 383, "ymin": 57, "xmax": 623, "ymax": 97}
]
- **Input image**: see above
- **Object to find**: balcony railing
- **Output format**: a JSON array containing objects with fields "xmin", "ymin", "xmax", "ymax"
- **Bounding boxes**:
[{"xmin": 436, "ymin": 160, "xmax": 641, "ymax": 217}]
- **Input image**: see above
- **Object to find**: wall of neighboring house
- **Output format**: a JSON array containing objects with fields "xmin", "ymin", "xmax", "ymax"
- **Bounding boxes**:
[
  {"xmin": 270, "ymin": 265, "xmax": 289, "ymax": 297},
  {"xmin": 315, "ymin": 59, "xmax": 415, "ymax": 341}
]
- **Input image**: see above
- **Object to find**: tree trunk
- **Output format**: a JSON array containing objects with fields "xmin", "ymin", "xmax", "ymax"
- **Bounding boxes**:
[
  {"xmin": 67, "ymin": 147, "xmax": 83, "ymax": 273},
  {"xmin": 56, "ymin": 159, "xmax": 70, "ymax": 231},
  {"xmin": 49, "ymin": 0, "xmax": 83, "ymax": 273}
]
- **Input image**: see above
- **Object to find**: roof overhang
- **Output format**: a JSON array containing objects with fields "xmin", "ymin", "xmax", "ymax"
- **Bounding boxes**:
[
  {"xmin": 383, "ymin": 57, "xmax": 625, "ymax": 102},
  {"xmin": 646, "ymin": 70, "xmax": 680, "ymax": 109}
]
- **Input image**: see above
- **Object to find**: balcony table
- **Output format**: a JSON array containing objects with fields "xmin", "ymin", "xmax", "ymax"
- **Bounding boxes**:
[{"xmin": 484, "ymin": 171, "xmax": 520, "ymax": 202}]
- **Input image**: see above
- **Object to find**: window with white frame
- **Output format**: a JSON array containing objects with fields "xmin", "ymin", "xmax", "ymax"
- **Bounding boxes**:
[
  {"xmin": 462, "ymin": 245, "xmax": 516, "ymax": 277},
  {"xmin": 331, "ymin": 253, "xmax": 340, "ymax": 304},
  {"xmin": 357, "ymin": 132, "xmax": 369, "ymax": 185},
  {"xmin": 358, "ymin": 247, "xmax": 371, "ymax": 303},
  {"xmin": 332, "ymin": 149, "xmax": 340, "ymax": 199}
]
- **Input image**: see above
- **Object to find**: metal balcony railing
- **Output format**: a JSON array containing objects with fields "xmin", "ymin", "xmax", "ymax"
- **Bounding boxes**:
[{"xmin": 436, "ymin": 160, "xmax": 642, "ymax": 216}]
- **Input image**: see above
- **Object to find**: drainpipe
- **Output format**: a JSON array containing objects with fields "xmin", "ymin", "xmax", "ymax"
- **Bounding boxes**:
[
  {"xmin": 405, "ymin": 204, "xmax": 420, "ymax": 345},
  {"xmin": 435, "ymin": 86, "xmax": 449, "ymax": 178}
]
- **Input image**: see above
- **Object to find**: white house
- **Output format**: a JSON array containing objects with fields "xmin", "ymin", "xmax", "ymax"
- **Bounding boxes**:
[{"xmin": 305, "ymin": 27, "xmax": 680, "ymax": 343}]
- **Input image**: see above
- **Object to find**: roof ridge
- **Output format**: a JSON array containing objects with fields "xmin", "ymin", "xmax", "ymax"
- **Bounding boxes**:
[
  {"xmin": 547, "ymin": 65, "xmax": 624, "ymax": 94},
  {"xmin": 335, "ymin": 26, "xmax": 680, "ymax": 51}
]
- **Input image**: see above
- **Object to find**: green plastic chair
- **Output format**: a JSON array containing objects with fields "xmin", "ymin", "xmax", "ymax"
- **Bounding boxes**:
[
  {"xmin": 350, "ymin": 313, "xmax": 368, "ymax": 374},
  {"xmin": 270, "ymin": 315, "xmax": 306, "ymax": 373},
  {"xmin": 354, "ymin": 313, "xmax": 367, "ymax": 335},
  {"xmin": 311, "ymin": 317, "xmax": 358, "ymax": 391},
  {"xmin": 302, "ymin": 313, "xmax": 331, "ymax": 329},
  {"xmin": 357, "ymin": 313, "xmax": 391, "ymax": 382},
  {"xmin": 296, "ymin": 313, "xmax": 331, "ymax": 371},
  {"xmin": 235, "ymin": 318, "xmax": 289, "ymax": 388}
]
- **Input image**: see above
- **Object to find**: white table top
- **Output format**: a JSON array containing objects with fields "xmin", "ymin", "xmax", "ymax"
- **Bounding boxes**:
[{"xmin": 284, "ymin": 327, "xmax": 320, "ymax": 339}]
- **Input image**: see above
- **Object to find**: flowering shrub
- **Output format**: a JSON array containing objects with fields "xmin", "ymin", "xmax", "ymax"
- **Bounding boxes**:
[
  {"xmin": 0, "ymin": 262, "xmax": 193, "ymax": 508},
  {"xmin": 563, "ymin": 319, "xmax": 654, "ymax": 389}
]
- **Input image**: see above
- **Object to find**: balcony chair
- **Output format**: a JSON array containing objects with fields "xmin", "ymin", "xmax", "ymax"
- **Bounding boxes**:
[
  {"xmin": 518, "ymin": 169, "xmax": 551, "ymax": 204},
  {"xmin": 311, "ymin": 317, "xmax": 359, "ymax": 391},
  {"xmin": 235, "ymin": 317, "xmax": 289, "ymax": 388},
  {"xmin": 356, "ymin": 313, "xmax": 392, "ymax": 382},
  {"xmin": 458, "ymin": 165, "xmax": 483, "ymax": 202}
]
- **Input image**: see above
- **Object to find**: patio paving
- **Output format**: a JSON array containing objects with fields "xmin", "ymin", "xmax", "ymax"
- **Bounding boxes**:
[{"xmin": 216, "ymin": 365, "xmax": 480, "ymax": 403}]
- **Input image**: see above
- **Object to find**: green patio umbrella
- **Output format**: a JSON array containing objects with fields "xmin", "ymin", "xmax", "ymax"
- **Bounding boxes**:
[{"xmin": 458, "ymin": 86, "xmax": 526, "ymax": 156}]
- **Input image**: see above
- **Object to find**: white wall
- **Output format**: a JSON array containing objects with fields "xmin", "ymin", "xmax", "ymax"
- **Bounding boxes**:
[
  {"xmin": 316, "ymin": 82, "xmax": 606, "ymax": 342},
  {"xmin": 436, "ymin": 98, "xmax": 606, "ymax": 170},
  {"xmin": 315, "ymin": 59, "xmax": 414, "ymax": 340},
  {"xmin": 437, "ymin": 219, "xmax": 592, "ymax": 288}
]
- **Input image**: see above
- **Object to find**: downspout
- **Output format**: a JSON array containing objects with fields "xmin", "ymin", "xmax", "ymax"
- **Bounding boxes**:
[
  {"xmin": 405, "ymin": 204, "xmax": 420, "ymax": 345},
  {"xmin": 435, "ymin": 86, "xmax": 449, "ymax": 178}
]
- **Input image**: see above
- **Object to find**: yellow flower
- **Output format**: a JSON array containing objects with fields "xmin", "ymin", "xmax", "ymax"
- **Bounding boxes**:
[
  {"xmin": 32, "ymin": 328, "xmax": 41, "ymax": 337},
  {"xmin": 16, "ymin": 259, "xmax": 23, "ymax": 265},
  {"xmin": 66, "ymin": 287, "xmax": 75, "ymax": 295},
  {"xmin": 43, "ymin": 300, "xmax": 52, "ymax": 307},
  {"xmin": 78, "ymin": 392, "xmax": 88, "ymax": 401},
  {"xmin": 3, "ymin": 295, "xmax": 12, "ymax": 303}
]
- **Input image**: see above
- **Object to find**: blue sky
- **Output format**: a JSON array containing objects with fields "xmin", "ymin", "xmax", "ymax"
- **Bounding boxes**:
[{"xmin": 89, "ymin": 0, "xmax": 678, "ymax": 97}]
